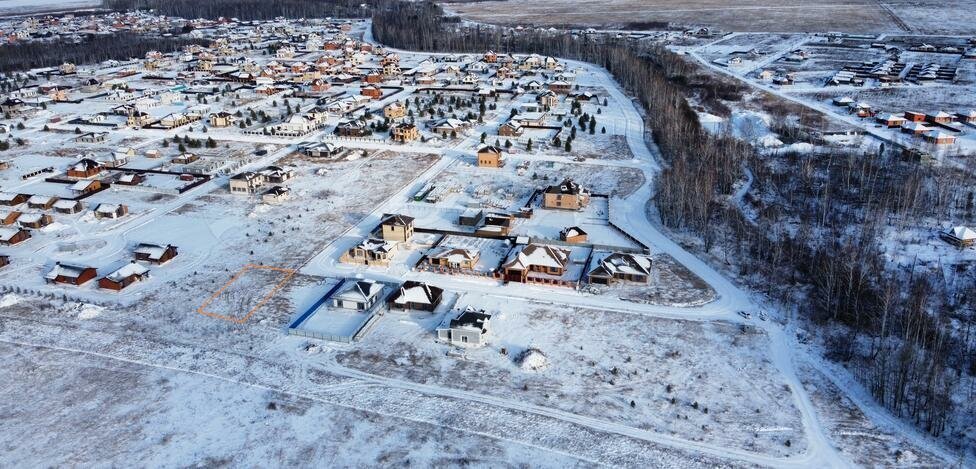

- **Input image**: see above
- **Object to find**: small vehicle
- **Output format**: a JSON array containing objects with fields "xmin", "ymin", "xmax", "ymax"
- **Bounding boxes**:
[
  {"xmin": 758, "ymin": 311, "xmax": 768, "ymax": 321},
  {"xmin": 737, "ymin": 310, "xmax": 751, "ymax": 319}
]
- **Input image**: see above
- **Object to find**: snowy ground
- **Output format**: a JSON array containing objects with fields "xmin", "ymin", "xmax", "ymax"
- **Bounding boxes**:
[{"xmin": 0, "ymin": 18, "xmax": 966, "ymax": 468}]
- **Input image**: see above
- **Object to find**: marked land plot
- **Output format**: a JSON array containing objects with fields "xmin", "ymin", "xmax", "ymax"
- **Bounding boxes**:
[{"xmin": 197, "ymin": 264, "xmax": 296, "ymax": 323}]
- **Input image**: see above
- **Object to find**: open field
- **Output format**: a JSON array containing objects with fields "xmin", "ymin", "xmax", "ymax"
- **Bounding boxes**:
[{"xmin": 445, "ymin": 0, "xmax": 898, "ymax": 33}]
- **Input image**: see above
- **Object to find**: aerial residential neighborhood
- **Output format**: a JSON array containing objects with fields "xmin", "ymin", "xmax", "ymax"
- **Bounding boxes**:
[{"xmin": 0, "ymin": 0, "xmax": 974, "ymax": 467}]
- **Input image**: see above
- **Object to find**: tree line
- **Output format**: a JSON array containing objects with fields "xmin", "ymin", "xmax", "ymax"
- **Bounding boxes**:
[
  {"xmin": 372, "ymin": 0, "xmax": 974, "ymax": 443},
  {"xmin": 0, "ymin": 33, "xmax": 206, "ymax": 74}
]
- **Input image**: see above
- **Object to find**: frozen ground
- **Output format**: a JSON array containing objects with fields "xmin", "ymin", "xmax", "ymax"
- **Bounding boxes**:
[{"xmin": 339, "ymin": 298, "xmax": 805, "ymax": 458}]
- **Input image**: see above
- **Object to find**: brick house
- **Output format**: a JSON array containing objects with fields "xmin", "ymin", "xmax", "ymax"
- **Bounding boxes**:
[{"xmin": 543, "ymin": 179, "xmax": 590, "ymax": 210}]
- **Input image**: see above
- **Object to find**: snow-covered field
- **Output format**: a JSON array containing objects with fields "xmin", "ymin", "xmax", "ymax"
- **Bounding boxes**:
[{"xmin": 0, "ymin": 0, "xmax": 98, "ymax": 16}]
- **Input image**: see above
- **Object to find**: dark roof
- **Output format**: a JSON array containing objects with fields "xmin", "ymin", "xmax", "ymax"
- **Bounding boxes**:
[
  {"xmin": 381, "ymin": 213, "xmax": 414, "ymax": 227},
  {"xmin": 545, "ymin": 179, "xmax": 585, "ymax": 195},
  {"xmin": 450, "ymin": 310, "xmax": 491, "ymax": 330}
]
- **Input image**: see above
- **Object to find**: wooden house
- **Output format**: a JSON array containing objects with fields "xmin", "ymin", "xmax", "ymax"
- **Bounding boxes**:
[
  {"xmin": 45, "ymin": 262, "xmax": 97, "ymax": 286},
  {"xmin": 70, "ymin": 179, "xmax": 101, "ymax": 196},
  {"xmin": 116, "ymin": 173, "xmax": 144, "ymax": 186},
  {"xmin": 53, "ymin": 199, "xmax": 83, "ymax": 214},
  {"xmin": 98, "ymin": 262, "xmax": 150, "ymax": 291},
  {"xmin": 133, "ymin": 243, "xmax": 178, "ymax": 264},
  {"xmin": 66, "ymin": 158, "xmax": 103, "ymax": 178},
  {"xmin": 0, "ymin": 192, "xmax": 27, "ymax": 206},
  {"xmin": 0, "ymin": 227, "xmax": 30, "ymax": 245},
  {"xmin": 18, "ymin": 213, "xmax": 53, "ymax": 229},
  {"xmin": 26, "ymin": 195, "xmax": 57, "ymax": 210},
  {"xmin": 94, "ymin": 203, "xmax": 128, "ymax": 219},
  {"xmin": 0, "ymin": 210, "xmax": 20, "ymax": 225}
]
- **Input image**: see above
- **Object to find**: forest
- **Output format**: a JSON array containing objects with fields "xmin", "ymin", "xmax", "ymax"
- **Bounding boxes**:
[
  {"xmin": 371, "ymin": 0, "xmax": 974, "ymax": 443},
  {"xmin": 0, "ymin": 33, "xmax": 205, "ymax": 74}
]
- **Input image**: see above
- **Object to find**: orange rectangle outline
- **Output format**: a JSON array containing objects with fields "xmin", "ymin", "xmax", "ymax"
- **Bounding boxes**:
[{"xmin": 197, "ymin": 264, "xmax": 297, "ymax": 323}]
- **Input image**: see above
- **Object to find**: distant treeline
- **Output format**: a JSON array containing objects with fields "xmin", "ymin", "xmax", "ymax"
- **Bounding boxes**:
[
  {"xmin": 102, "ymin": 0, "xmax": 389, "ymax": 20},
  {"xmin": 373, "ymin": 1, "xmax": 973, "ymax": 440},
  {"xmin": 0, "ymin": 33, "xmax": 205, "ymax": 74}
]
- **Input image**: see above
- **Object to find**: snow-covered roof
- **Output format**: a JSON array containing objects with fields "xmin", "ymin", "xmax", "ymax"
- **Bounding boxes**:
[
  {"xmin": 45, "ymin": 263, "xmax": 91, "ymax": 280},
  {"xmin": 334, "ymin": 280, "xmax": 384, "ymax": 303},
  {"xmin": 104, "ymin": 262, "xmax": 149, "ymax": 282},
  {"xmin": 504, "ymin": 244, "xmax": 570, "ymax": 271},
  {"xmin": 946, "ymin": 226, "xmax": 976, "ymax": 241}
]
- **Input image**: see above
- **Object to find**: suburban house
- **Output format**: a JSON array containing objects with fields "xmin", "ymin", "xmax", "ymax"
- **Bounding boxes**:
[
  {"xmin": 383, "ymin": 101, "xmax": 407, "ymax": 119},
  {"xmin": 560, "ymin": 226, "xmax": 588, "ymax": 243},
  {"xmin": 0, "ymin": 192, "xmax": 27, "ymax": 206},
  {"xmin": 209, "ymin": 111, "xmax": 235, "ymax": 127},
  {"xmin": 133, "ymin": 243, "xmax": 178, "ymax": 264},
  {"xmin": 116, "ymin": 173, "xmax": 145, "ymax": 186},
  {"xmin": 331, "ymin": 279, "xmax": 385, "ymax": 311},
  {"xmin": 379, "ymin": 213, "xmax": 415, "ymax": 242},
  {"xmin": 427, "ymin": 247, "xmax": 480, "ymax": 270},
  {"xmin": 587, "ymin": 253, "xmax": 652, "ymax": 284},
  {"xmin": 66, "ymin": 158, "xmax": 103, "ymax": 178},
  {"xmin": 941, "ymin": 226, "xmax": 976, "ymax": 247},
  {"xmin": 301, "ymin": 141, "xmax": 343, "ymax": 158},
  {"xmin": 94, "ymin": 203, "xmax": 128, "ymax": 219},
  {"xmin": 75, "ymin": 132, "xmax": 108, "ymax": 143},
  {"xmin": 0, "ymin": 227, "xmax": 30, "ymax": 245},
  {"xmin": 388, "ymin": 281, "xmax": 444, "ymax": 312},
  {"xmin": 502, "ymin": 243, "xmax": 571, "ymax": 283},
  {"xmin": 0, "ymin": 210, "xmax": 21, "ymax": 225},
  {"xmin": 543, "ymin": 179, "xmax": 591, "ymax": 210},
  {"xmin": 923, "ymin": 131, "xmax": 957, "ymax": 145},
  {"xmin": 875, "ymin": 113, "xmax": 907, "ymax": 128},
  {"xmin": 498, "ymin": 121, "xmax": 523, "ymax": 137},
  {"xmin": 391, "ymin": 123, "xmax": 420, "ymax": 143},
  {"xmin": 70, "ymin": 179, "xmax": 102, "ymax": 196},
  {"xmin": 28, "ymin": 196, "xmax": 59, "ymax": 210},
  {"xmin": 262, "ymin": 186, "xmax": 290, "ymax": 204},
  {"xmin": 98, "ymin": 262, "xmax": 150, "ymax": 291},
  {"xmin": 18, "ymin": 213, "xmax": 53, "ymax": 229},
  {"xmin": 53, "ymin": 199, "xmax": 84, "ymax": 214},
  {"xmin": 361, "ymin": 85, "xmax": 383, "ymax": 99},
  {"xmin": 45, "ymin": 262, "xmax": 97, "ymax": 286},
  {"xmin": 458, "ymin": 209, "xmax": 484, "ymax": 227},
  {"xmin": 335, "ymin": 120, "xmax": 369, "ymax": 137},
  {"xmin": 437, "ymin": 308, "xmax": 492, "ymax": 347},
  {"xmin": 340, "ymin": 237, "xmax": 399, "ymax": 266},
  {"xmin": 229, "ymin": 171, "xmax": 266, "ymax": 194},
  {"xmin": 476, "ymin": 145, "xmax": 504, "ymax": 168}
]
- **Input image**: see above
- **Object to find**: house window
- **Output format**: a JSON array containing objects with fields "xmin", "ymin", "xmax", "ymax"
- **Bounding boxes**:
[{"xmin": 461, "ymin": 335, "xmax": 468, "ymax": 343}]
